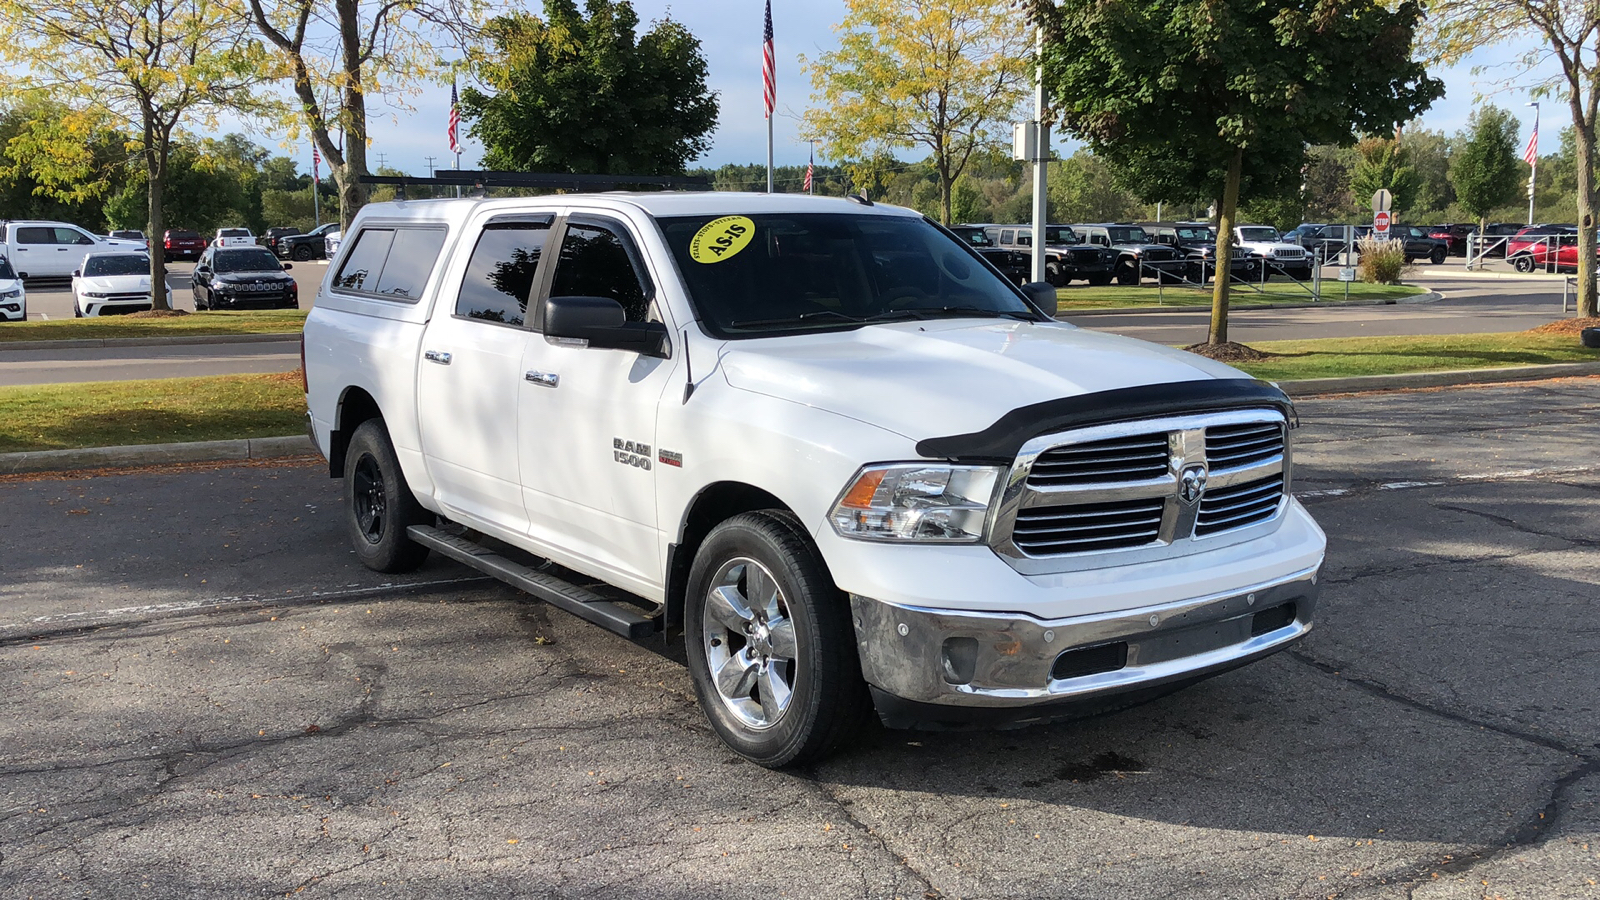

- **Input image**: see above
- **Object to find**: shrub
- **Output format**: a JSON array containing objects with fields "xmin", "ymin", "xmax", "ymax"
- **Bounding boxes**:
[{"xmin": 1357, "ymin": 235, "xmax": 1409, "ymax": 284}]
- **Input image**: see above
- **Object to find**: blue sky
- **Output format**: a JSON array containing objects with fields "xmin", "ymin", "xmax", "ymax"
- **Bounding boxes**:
[{"xmin": 284, "ymin": 0, "xmax": 1562, "ymax": 177}]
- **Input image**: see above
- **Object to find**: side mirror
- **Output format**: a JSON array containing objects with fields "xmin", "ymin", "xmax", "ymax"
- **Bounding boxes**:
[
  {"xmin": 544, "ymin": 296, "xmax": 669, "ymax": 357},
  {"xmin": 1019, "ymin": 281, "xmax": 1057, "ymax": 315},
  {"xmin": 282, "ymin": 263, "xmax": 293, "ymax": 270},
  {"xmin": 72, "ymin": 269, "xmax": 81, "ymax": 278}
]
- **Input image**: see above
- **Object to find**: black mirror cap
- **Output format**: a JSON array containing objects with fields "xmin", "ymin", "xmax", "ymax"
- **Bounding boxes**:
[
  {"xmin": 71, "ymin": 269, "xmax": 81, "ymax": 278},
  {"xmin": 1020, "ymin": 281, "xmax": 1057, "ymax": 316},
  {"xmin": 281, "ymin": 263, "xmax": 293, "ymax": 270},
  {"xmin": 545, "ymin": 295, "xmax": 670, "ymax": 357}
]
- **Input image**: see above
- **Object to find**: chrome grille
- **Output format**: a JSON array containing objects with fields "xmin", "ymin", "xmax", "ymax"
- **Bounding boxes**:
[
  {"xmin": 1275, "ymin": 247, "xmax": 1306, "ymax": 260},
  {"xmin": 1027, "ymin": 433, "xmax": 1168, "ymax": 487},
  {"xmin": 1013, "ymin": 498, "xmax": 1165, "ymax": 555},
  {"xmin": 1196, "ymin": 475, "xmax": 1284, "ymax": 535},
  {"xmin": 1205, "ymin": 422, "xmax": 1284, "ymax": 470}
]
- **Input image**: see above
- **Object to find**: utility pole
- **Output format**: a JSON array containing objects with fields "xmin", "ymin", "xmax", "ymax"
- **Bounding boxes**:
[
  {"xmin": 375, "ymin": 152, "xmax": 387, "ymax": 171},
  {"xmin": 424, "ymin": 156, "xmax": 437, "ymax": 178},
  {"xmin": 1029, "ymin": 24, "xmax": 1049, "ymax": 285}
]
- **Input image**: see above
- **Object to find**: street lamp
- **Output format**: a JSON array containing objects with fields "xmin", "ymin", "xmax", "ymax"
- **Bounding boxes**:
[{"xmin": 1527, "ymin": 101, "xmax": 1540, "ymax": 225}]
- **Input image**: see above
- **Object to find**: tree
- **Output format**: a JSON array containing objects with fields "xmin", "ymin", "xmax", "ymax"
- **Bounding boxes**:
[
  {"xmin": 1401, "ymin": 128, "xmax": 1456, "ymax": 217},
  {"xmin": 0, "ymin": 0, "xmax": 265, "ymax": 309},
  {"xmin": 1351, "ymin": 136, "xmax": 1421, "ymax": 214},
  {"xmin": 1049, "ymin": 150, "xmax": 1152, "ymax": 223},
  {"xmin": 1427, "ymin": 0, "xmax": 1600, "ymax": 318},
  {"xmin": 802, "ymin": 0, "xmax": 1030, "ymax": 224},
  {"xmin": 1451, "ymin": 106, "xmax": 1522, "ymax": 235},
  {"xmin": 460, "ymin": 0, "xmax": 717, "ymax": 175},
  {"xmin": 245, "ymin": 0, "xmax": 483, "ymax": 230},
  {"xmin": 1036, "ymin": 0, "xmax": 1441, "ymax": 347},
  {"xmin": 0, "ymin": 100, "xmax": 132, "ymax": 231}
]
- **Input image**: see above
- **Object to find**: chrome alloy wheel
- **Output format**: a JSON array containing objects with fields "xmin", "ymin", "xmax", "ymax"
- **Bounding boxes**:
[{"xmin": 701, "ymin": 557, "xmax": 799, "ymax": 729}]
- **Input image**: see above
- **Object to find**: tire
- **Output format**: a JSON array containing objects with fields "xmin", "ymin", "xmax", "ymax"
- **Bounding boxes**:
[
  {"xmin": 1513, "ymin": 254, "xmax": 1535, "ymax": 273},
  {"xmin": 73, "ymin": 299, "xmax": 83, "ymax": 318},
  {"xmin": 684, "ymin": 510, "xmax": 871, "ymax": 768},
  {"xmin": 1045, "ymin": 261, "xmax": 1063, "ymax": 287},
  {"xmin": 1430, "ymin": 247, "xmax": 1446, "ymax": 265},
  {"xmin": 1115, "ymin": 261, "xmax": 1139, "ymax": 285},
  {"xmin": 192, "ymin": 291, "xmax": 206, "ymax": 311},
  {"xmin": 292, "ymin": 245, "xmax": 313, "ymax": 261},
  {"xmin": 1088, "ymin": 273, "xmax": 1113, "ymax": 286},
  {"xmin": 343, "ymin": 419, "xmax": 431, "ymax": 574}
]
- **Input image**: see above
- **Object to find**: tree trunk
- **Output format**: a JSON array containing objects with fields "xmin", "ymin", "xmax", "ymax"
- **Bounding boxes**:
[
  {"xmin": 143, "ymin": 119, "xmax": 171, "ymax": 312},
  {"xmin": 1208, "ymin": 146, "xmax": 1243, "ymax": 345},
  {"xmin": 1574, "ymin": 116, "xmax": 1597, "ymax": 318},
  {"xmin": 336, "ymin": 0, "xmax": 368, "ymax": 230},
  {"xmin": 937, "ymin": 157, "xmax": 952, "ymax": 225}
]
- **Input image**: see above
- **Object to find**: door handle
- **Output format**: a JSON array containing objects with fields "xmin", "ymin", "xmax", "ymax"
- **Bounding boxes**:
[
  {"xmin": 524, "ymin": 370, "xmax": 559, "ymax": 388},
  {"xmin": 423, "ymin": 350, "xmax": 451, "ymax": 365}
]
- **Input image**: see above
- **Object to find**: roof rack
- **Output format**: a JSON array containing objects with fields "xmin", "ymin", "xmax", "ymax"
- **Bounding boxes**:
[{"xmin": 358, "ymin": 169, "xmax": 711, "ymax": 195}]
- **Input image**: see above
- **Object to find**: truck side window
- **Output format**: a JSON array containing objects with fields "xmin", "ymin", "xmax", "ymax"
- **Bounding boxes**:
[
  {"xmin": 16, "ymin": 227, "xmax": 53, "ymax": 244},
  {"xmin": 333, "ymin": 228, "xmax": 395, "ymax": 293},
  {"xmin": 1000, "ymin": 229, "xmax": 1015, "ymax": 245},
  {"xmin": 548, "ymin": 223, "xmax": 651, "ymax": 323},
  {"xmin": 372, "ymin": 228, "xmax": 448, "ymax": 298},
  {"xmin": 455, "ymin": 223, "xmax": 550, "ymax": 326}
]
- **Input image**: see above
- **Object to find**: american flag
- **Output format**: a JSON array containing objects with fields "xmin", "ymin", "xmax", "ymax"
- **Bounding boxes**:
[
  {"xmin": 311, "ymin": 143, "xmax": 320, "ymax": 179},
  {"xmin": 1523, "ymin": 124, "xmax": 1538, "ymax": 167},
  {"xmin": 762, "ymin": 0, "xmax": 775, "ymax": 119},
  {"xmin": 448, "ymin": 81, "xmax": 462, "ymax": 155},
  {"xmin": 803, "ymin": 148, "xmax": 813, "ymax": 193}
]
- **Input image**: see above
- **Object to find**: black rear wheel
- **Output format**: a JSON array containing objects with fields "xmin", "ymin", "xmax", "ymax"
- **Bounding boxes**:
[
  {"xmin": 344, "ymin": 419, "xmax": 431, "ymax": 573},
  {"xmin": 292, "ymin": 245, "xmax": 313, "ymax": 261}
]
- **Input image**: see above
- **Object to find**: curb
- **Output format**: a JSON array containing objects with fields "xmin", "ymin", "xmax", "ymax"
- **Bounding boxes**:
[
  {"xmin": 5, "ymin": 361, "xmax": 1598, "ymax": 474},
  {"xmin": 0, "ymin": 333, "xmax": 300, "ymax": 353},
  {"xmin": 0, "ymin": 434, "xmax": 316, "ymax": 476},
  {"xmin": 1276, "ymin": 361, "xmax": 1600, "ymax": 396},
  {"xmin": 1060, "ymin": 290, "xmax": 1440, "ymax": 317}
]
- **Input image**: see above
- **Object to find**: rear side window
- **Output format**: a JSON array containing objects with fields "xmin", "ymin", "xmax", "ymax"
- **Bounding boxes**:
[
  {"xmin": 332, "ymin": 229, "xmax": 394, "ymax": 293},
  {"xmin": 373, "ymin": 229, "xmax": 448, "ymax": 298},
  {"xmin": 455, "ymin": 223, "xmax": 551, "ymax": 326},
  {"xmin": 16, "ymin": 227, "xmax": 53, "ymax": 244}
]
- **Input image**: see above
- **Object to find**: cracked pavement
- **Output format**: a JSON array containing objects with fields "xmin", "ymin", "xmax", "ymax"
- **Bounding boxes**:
[{"xmin": 1, "ymin": 377, "xmax": 1597, "ymax": 899}]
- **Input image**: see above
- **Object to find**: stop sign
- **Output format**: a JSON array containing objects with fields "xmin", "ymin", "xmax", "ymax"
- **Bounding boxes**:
[{"xmin": 1374, "ymin": 210, "xmax": 1392, "ymax": 234}]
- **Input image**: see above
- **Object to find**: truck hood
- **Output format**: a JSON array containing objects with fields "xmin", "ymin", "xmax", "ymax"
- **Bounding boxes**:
[{"xmin": 718, "ymin": 319, "xmax": 1248, "ymax": 443}]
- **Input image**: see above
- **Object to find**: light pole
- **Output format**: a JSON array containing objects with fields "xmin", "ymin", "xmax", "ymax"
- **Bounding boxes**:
[{"xmin": 1527, "ymin": 101, "xmax": 1540, "ymax": 225}]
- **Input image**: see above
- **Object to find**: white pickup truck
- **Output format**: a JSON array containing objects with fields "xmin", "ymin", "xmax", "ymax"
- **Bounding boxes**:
[{"xmin": 302, "ymin": 192, "xmax": 1326, "ymax": 767}]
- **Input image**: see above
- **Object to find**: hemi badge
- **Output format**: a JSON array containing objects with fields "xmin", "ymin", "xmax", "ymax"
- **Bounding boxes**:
[{"xmin": 658, "ymin": 449, "xmax": 684, "ymax": 468}]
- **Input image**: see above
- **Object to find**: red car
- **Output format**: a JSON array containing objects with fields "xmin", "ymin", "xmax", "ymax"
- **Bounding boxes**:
[
  {"xmin": 1506, "ymin": 225, "xmax": 1593, "ymax": 272},
  {"xmin": 162, "ymin": 229, "xmax": 208, "ymax": 260}
]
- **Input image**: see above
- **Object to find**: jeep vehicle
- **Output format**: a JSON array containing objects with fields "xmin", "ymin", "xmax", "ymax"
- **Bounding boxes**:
[
  {"xmin": 946, "ymin": 225, "xmax": 1030, "ymax": 285},
  {"xmin": 1071, "ymin": 224, "xmax": 1183, "ymax": 284},
  {"xmin": 303, "ymin": 191, "xmax": 1327, "ymax": 767},
  {"xmin": 1233, "ymin": 225, "xmax": 1313, "ymax": 280},
  {"xmin": 981, "ymin": 224, "xmax": 1116, "ymax": 286},
  {"xmin": 1139, "ymin": 221, "xmax": 1259, "ymax": 282}
]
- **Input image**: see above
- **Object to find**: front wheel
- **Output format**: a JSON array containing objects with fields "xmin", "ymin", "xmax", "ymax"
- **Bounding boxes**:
[
  {"xmin": 1512, "ymin": 254, "xmax": 1535, "ymax": 273},
  {"xmin": 685, "ymin": 511, "xmax": 870, "ymax": 768},
  {"xmin": 343, "ymin": 419, "xmax": 431, "ymax": 573},
  {"xmin": 1045, "ymin": 261, "xmax": 1063, "ymax": 287},
  {"xmin": 1430, "ymin": 247, "xmax": 1447, "ymax": 265},
  {"xmin": 1115, "ymin": 262, "xmax": 1139, "ymax": 285},
  {"xmin": 292, "ymin": 245, "xmax": 313, "ymax": 261}
]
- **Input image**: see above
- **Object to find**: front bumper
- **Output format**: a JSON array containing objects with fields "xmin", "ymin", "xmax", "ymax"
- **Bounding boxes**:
[
  {"xmin": 850, "ymin": 564, "xmax": 1319, "ymax": 727},
  {"xmin": 211, "ymin": 290, "xmax": 296, "ymax": 309}
]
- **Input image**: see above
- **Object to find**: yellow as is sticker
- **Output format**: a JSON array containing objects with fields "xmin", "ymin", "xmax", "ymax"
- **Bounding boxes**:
[{"xmin": 688, "ymin": 216, "xmax": 756, "ymax": 264}]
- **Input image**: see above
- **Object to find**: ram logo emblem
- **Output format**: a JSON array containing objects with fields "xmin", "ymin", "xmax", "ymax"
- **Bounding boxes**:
[{"xmin": 1179, "ymin": 465, "xmax": 1208, "ymax": 504}]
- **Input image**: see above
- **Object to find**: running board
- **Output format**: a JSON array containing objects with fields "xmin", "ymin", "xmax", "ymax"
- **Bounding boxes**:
[{"xmin": 407, "ymin": 525, "xmax": 659, "ymax": 640}]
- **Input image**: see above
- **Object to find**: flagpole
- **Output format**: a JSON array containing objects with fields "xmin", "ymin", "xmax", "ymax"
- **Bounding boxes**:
[
  {"xmin": 763, "ymin": 0, "xmax": 775, "ymax": 193},
  {"xmin": 1527, "ymin": 101, "xmax": 1539, "ymax": 225}
]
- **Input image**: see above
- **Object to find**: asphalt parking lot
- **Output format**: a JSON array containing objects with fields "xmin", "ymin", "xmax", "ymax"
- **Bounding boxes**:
[
  {"xmin": 15, "ymin": 260, "xmax": 330, "ymax": 321},
  {"xmin": 2, "ymin": 379, "xmax": 1597, "ymax": 899}
]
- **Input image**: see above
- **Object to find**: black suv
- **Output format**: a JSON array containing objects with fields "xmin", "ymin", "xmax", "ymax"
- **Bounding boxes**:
[
  {"xmin": 277, "ymin": 223, "xmax": 339, "ymax": 261},
  {"xmin": 1353, "ymin": 225, "xmax": 1449, "ymax": 263},
  {"xmin": 1139, "ymin": 221, "xmax": 1259, "ymax": 282},
  {"xmin": 261, "ymin": 226, "xmax": 301, "ymax": 256},
  {"xmin": 1072, "ymin": 224, "xmax": 1183, "ymax": 284},
  {"xmin": 947, "ymin": 225, "xmax": 1030, "ymax": 285},
  {"xmin": 192, "ymin": 245, "xmax": 299, "ymax": 310},
  {"xmin": 980, "ymin": 224, "xmax": 1117, "ymax": 286}
]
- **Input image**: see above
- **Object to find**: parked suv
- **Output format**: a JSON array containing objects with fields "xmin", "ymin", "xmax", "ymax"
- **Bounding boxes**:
[
  {"xmin": 1233, "ymin": 225, "xmax": 1313, "ymax": 280},
  {"xmin": 262, "ymin": 226, "xmax": 301, "ymax": 256},
  {"xmin": 1139, "ymin": 221, "xmax": 1259, "ymax": 282},
  {"xmin": 1353, "ymin": 225, "xmax": 1450, "ymax": 264},
  {"xmin": 0, "ymin": 254, "xmax": 26, "ymax": 321},
  {"xmin": 303, "ymin": 193, "xmax": 1326, "ymax": 767},
  {"xmin": 982, "ymin": 224, "xmax": 1116, "ymax": 286},
  {"xmin": 191, "ymin": 245, "xmax": 298, "ymax": 309},
  {"xmin": 947, "ymin": 225, "xmax": 1030, "ymax": 285},
  {"xmin": 1073, "ymin": 223, "xmax": 1183, "ymax": 284}
]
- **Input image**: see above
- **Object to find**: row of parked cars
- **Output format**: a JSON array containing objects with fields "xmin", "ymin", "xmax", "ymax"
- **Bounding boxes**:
[
  {"xmin": 948, "ymin": 221, "xmax": 1316, "ymax": 286},
  {"xmin": 1285, "ymin": 221, "xmax": 1598, "ymax": 271}
]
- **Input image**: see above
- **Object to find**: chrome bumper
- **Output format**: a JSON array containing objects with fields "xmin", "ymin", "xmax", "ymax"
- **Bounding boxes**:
[{"xmin": 850, "ymin": 565, "xmax": 1319, "ymax": 715}]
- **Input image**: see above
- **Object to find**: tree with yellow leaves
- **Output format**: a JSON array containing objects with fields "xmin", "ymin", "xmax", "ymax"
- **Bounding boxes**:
[
  {"xmin": 0, "ymin": 0, "xmax": 268, "ymax": 310},
  {"xmin": 802, "ymin": 0, "xmax": 1030, "ymax": 224},
  {"xmin": 1426, "ymin": 0, "xmax": 1600, "ymax": 319}
]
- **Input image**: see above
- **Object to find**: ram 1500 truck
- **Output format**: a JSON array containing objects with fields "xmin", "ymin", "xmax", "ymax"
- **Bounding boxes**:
[{"xmin": 302, "ymin": 192, "xmax": 1327, "ymax": 767}]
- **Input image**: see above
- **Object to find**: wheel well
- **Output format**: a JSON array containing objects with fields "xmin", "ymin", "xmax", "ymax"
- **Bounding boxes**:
[
  {"xmin": 328, "ymin": 387, "xmax": 382, "ymax": 478},
  {"xmin": 664, "ymin": 482, "xmax": 792, "ymax": 631}
]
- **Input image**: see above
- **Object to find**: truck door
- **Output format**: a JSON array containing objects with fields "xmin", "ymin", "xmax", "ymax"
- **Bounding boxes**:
[
  {"xmin": 516, "ymin": 215, "xmax": 678, "ymax": 594},
  {"xmin": 415, "ymin": 217, "xmax": 553, "ymax": 532}
]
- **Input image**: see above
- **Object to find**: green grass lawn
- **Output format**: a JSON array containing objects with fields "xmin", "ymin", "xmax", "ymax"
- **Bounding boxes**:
[
  {"xmin": 1228, "ymin": 331, "xmax": 1599, "ymax": 382},
  {"xmin": 0, "ymin": 310, "xmax": 307, "ymax": 343},
  {"xmin": 1057, "ymin": 281, "xmax": 1424, "ymax": 311},
  {"xmin": 0, "ymin": 371, "xmax": 305, "ymax": 454}
]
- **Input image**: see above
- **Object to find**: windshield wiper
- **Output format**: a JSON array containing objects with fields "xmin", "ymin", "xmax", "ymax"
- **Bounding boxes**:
[
  {"xmin": 880, "ymin": 306, "xmax": 1038, "ymax": 322},
  {"xmin": 728, "ymin": 309, "xmax": 869, "ymax": 329}
]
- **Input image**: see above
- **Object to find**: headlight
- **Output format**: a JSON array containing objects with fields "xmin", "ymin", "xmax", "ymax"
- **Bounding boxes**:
[
  {"xmin": 0, "ymin": 288, "xmax": 18, "ymax": 299},
  {"xmin": 83, "ymin": 291, "xmax": 109, "ymax": 298},
  {"xmin": 830, "ymin": 464, "xmax": 1002, "ymax": 543}
]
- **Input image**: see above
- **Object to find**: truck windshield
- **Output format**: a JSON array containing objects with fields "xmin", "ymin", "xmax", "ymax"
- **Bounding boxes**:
[
  {"xmin": 83, "ymin": 255, "xmax": 150, "ymax": 276},
  {"xmin": 1239, "ymin": 227, "xmax": 1281, "ymax": 242},
  {"xmin": 659, "ymin": 213, "xmax": 1037, "ymax": 337}
]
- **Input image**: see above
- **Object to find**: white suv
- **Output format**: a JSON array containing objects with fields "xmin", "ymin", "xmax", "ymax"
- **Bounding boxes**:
[
  {"xmin": 0, "ymin": 254, "xmax": 25, "ymax": 321},
  {"xmin": 1233, "ymin": 225, "xmax": 1312, "ymax": 280},
  {"xmin": 71, "ymin": 251, "xmax": 173, "ymax": 316}
]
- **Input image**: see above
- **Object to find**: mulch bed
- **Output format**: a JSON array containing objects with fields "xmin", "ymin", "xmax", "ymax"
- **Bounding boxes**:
[
  {"xmin": 1181, "ymin": 341, "xmax": 1279, "ymax": 362},
  {"xmin": 123, "ymin": 309, "xmax": 190, "ymax": 319},
  {"xmin": 1526, "ymin": 316, "xmax": 1600, "ymax": 336}
]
